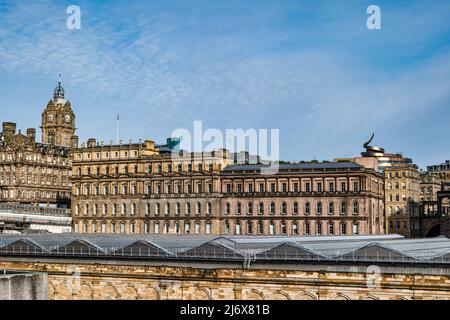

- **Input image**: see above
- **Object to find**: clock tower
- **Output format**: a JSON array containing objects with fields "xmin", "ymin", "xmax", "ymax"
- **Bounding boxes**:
[{"xmin": 41, "ymin": 77, "xmax": 77, "ymax": 148}]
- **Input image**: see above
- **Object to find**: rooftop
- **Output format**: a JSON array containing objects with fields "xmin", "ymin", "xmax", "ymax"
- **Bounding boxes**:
[
  {"xmin": 1, "ymin": 234, "xmax": 450, "ymax": 272},
  {"xmin": 223, "ymin": 162, "xmax": 362, "ymax": 172}
]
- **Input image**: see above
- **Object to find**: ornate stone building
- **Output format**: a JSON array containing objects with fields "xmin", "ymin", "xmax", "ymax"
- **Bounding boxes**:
[
  {"xmin": 41, "ymin": 79, "xmax": 78, "ymax": 148},
  {"xmin": 0, "ymin": 80, "xmax": 76, "ymax": 232},
  {"xmin": 71, "ymin": 141, "xmax": 234, "ymax": 234},
  {"xmin": 0, "ymin": 80, "xmax": 76, "ymax": 208},
  {"xmin": 71, "ymin": 143, "xmax": 385, "ymax": 236}
]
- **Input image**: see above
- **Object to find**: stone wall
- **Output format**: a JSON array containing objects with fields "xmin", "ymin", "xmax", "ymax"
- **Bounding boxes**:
[
  {"xmin": 0, "ymin": 271, "xmax": 47, "ymax": 300},
  {"xmin": 0, "ymin": 259, "xmax": 449, "ymax": 300}
]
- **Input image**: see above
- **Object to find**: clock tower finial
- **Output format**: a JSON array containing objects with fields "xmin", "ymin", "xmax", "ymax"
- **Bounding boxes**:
[
  {"xmin": 53, "ymin": 74, "xmax": 65, "ymax": 101},
  {"xmin": 41, "ymin": 77, "xmax": 76, "ymax": 148}
]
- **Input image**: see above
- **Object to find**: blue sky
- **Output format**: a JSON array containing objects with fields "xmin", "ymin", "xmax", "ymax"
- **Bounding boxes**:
[{"xmin": 0, "ymin": 0, "xmax": 449, "ymax": 169}]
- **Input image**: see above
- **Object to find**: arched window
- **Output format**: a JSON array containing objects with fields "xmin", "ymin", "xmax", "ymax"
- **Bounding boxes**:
[
  {"xmin": 186, "ymin": 203, "xmax": 191, "ymax": 215},
  {"xmin": 207, "ymin": 202, "xmax": 212, "ymax": 214},
  {"xmin": 281, "ymin": 202, "xmax": 287, "ymax": 215},
  {"xmin": 247, "ymin": 202, "xmax": 253, "ymax": 215},
  {"xmin": 305, "ymin": 202, "xmax": 311, "ymax": 215},
  {"xmin": 353, "ymin": 201, "xmax": 359, "ymax": 215},
  {"xmin": 293, "ymin": 202, "xmax": 299, "ymax": 214},
  {"xmin": 317, "ymin": 202, "xmax": 322, "ymax": 215},
  {"xmin": 340, "ymin": 201, "xmax": 347, "ymax": 215},
  {"xmin": 165, "ymin": 203, "xmax": 170, "ymax": 215},
  {"xmin": 270, "ymin": 202, "xmax": 275, "ymax": 215},
  {"xmin": 328, "ymin": 202, "xmax": 334, "ymax": 215},
  {"xmin": 259, "ymin": 202, "xmax": 264, "ymax": 215},
  {"xmin": 155, "ymin": 203, "xmax": 160, "ymax": 215}
]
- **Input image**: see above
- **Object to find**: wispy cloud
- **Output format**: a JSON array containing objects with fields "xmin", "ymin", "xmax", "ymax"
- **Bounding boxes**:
[{"xmin": 0, "ymin": 0, "xmax": 449, "ymax": 168}]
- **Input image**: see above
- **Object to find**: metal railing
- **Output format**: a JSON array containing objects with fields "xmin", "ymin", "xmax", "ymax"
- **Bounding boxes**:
[{"xmin": 1, "ymin": 245, "xmax": 450, "ymax": 266}]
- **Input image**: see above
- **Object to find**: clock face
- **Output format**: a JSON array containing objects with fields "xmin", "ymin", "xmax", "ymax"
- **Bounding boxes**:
[
  {"xmin": 65, "ymin": 114, "xmax": 71, "ymax": 122},
  {"xmin": 48, "ymin": 114, "xmax": 54, "ymax": 121}
]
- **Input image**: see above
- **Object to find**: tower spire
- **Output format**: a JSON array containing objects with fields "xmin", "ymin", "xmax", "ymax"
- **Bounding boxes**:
[{"xmin": 53, "ymin": 74, "xmax": 65, "ymax": 100}]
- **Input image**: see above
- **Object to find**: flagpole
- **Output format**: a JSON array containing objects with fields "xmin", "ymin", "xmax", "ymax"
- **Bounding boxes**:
[{"xmin": 116, "ymin": 114, "xmax": 119, "ymax": 144}]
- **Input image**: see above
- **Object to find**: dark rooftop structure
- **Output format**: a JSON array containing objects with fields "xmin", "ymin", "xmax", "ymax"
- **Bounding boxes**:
[
  {"xmin": 1, "ymin": 234, "xmax": 450, "ymax": 273},
  {"xmin": 223, "ymin": 162, "xmax": 362, "ymax": 172}
]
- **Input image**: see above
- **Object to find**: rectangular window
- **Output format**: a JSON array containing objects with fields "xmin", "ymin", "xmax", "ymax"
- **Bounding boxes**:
[
  {"xmin": 329, "ymin": 182, "xmax": 334, "ymax": 192},
  {"xmin": 353, "ymin": 223, "xmax": 359, "ymax": 235},
  {"xmin": 317, "ymin": 182, "xmax": 322, "ymax": 192},
  {"xmin": 340, "ymin": 223, "xmax": 346, "ymax": 235},
  {"xmin": 293, "ymin": 223, "xmax": 298, "ymax": 235},
  {"xmin": 259, "ymin": 183, "xmax": 264, "ymax": 193},
  {"xmin": 305, "ymin": 182, "xmax": 311, "ymax": 193},
  {"xmin": 269, "ymin": 223, "xmax": 275, "ymax": 235},
  {"xmin": 328, "ymin": 223, "xmax": 334, "ymax": 235},
  {"xmin": 316, "ymin": 222, "xmax": 322, "ymax": 235},
  {"xmin": 305, "ymin": 223, "xmax": 310, "ymax": 235}
]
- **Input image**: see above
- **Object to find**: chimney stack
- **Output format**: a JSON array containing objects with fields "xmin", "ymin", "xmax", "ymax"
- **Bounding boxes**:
[
  {"xmin": 2, "ymin": 122, "xmax": 16, "ymax": 139},
  {"xmin": 26, "ymin": 128, "xmax": 36, "ymax": 142},
  {"xmin": 87, "ymin": 138, "xmax": 96, "ymax": 148}
]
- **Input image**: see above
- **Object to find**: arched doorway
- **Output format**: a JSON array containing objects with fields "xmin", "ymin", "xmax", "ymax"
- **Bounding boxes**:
[{"xmin": 426, "ymin": 223, "xmax": 441, "ymax": 237}]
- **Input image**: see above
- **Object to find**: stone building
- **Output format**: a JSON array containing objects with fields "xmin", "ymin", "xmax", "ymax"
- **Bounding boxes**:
[
  {"xmin": 0, "ymin": 80, "xmax": 77, "ymax": 207},
  {"xmin": 0, "ymin": 234, "xmax": 449, "ymax": 300},
  {"xmin": 384, "ymin": 165, "xmax": 421, "ymax": 238},
  {"xmin": 219, "ymin": 163, "xmax": 384, "ymax": 236},
  {"xmin": 0, "ymin": 80, "xmax": 76, "ymax": 232},
  {"xmin": 71, "ymin": 141, "xmax": 234, "ymax": 235},
  {"xmin": 427, "ymin": 160, "xmax": 450, "ymax": 182},
  {"xmin": 336, "ymin": 135, "xmax": 421, "ymax": 238},
  {"xmin": 71, "ymin": 143, "xmax": 385, "ymax": 236}
]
